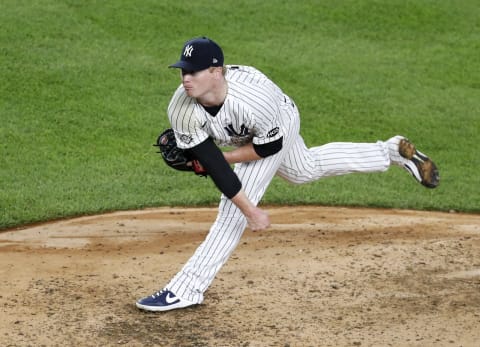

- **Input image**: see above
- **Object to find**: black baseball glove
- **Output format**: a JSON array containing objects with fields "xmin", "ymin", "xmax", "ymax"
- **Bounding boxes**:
[{"xmin": 154, "ymin": 128, "xmax": 207, "ymax": 176}]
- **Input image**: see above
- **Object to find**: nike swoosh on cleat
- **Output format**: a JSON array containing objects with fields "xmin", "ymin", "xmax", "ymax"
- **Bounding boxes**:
[{"xmin": 165, "ymin": 292, "xmax": 180, "ymax": 304}]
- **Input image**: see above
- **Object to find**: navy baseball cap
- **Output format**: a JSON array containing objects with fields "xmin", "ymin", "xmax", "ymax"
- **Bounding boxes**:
[{"xmin": 169, "ymin": 37, "xmax": 224, "ymax": 72}]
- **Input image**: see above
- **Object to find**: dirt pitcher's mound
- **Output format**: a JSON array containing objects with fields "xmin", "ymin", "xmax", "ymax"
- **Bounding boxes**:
[{"xmin": 1, "ymin": 206, "xmax": 479, "ymax": 347}]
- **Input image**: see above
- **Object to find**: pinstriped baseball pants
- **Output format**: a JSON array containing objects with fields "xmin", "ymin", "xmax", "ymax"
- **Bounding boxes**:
[{"xmin": 166, "ymin": 103, "xmax": 391, "ymax": 303}]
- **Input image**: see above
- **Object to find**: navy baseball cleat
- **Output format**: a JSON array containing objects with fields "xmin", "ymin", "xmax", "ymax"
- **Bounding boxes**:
[
  {"xmin": 398, "ymin": 138, "xmax": 440, "ymax": 189},
  {"xmin": 136, "ymin": 289, "xmax": 196, "ymax": 312}
]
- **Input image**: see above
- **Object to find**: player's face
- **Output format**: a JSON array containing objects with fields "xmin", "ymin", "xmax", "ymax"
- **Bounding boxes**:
[{"xmin": 180, "ymin": 68, "xmax": 216, "ymax": 98}]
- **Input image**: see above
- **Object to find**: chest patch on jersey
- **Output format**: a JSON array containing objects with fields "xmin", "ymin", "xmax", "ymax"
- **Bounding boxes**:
[
  {"xmin": 224, "ymin": 124, "xmax": 251, "ymax": 146},
  {"xmin": 267, "ymin": 127, "xmax": 280, "ymax": 138},
  {"xmin": 224, "ymin": 124, "xmax": 250, "ymax": 137}
]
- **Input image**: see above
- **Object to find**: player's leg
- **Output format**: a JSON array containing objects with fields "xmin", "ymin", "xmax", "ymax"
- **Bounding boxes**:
[
  {"xmin": 163, "ymin": 196, "xmax": 247, "ymax": 303},
  {"xmin": 277, "ymin": 133, "xmax": 439, "ymax": 188},
  {"xmin": 276, "ymin": 135, "xmax": 390, "ymax": 184},
  {"xmin": 157, "ymin": 151, "xmax": 289, "ymax": 307},
  {"xmin": 135, "ymin": 195, "xmax": 249, "ymax": 312}
]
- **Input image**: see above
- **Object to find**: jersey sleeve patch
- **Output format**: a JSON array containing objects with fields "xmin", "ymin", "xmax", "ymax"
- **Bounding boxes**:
[{"xmin": 267, "ymin": 127, "xmax": 280, "ymax": 138}]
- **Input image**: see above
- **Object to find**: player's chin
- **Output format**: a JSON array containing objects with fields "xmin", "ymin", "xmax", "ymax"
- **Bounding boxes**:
[{"xmin": 184, "ymin": 87, "xmax": 196, "ymax": 97}]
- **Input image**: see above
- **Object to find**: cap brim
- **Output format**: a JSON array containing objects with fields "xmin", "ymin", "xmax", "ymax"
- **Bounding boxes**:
[{"xmin": 169, "ymin": 61, "xmax": 198, "ymax": 71}]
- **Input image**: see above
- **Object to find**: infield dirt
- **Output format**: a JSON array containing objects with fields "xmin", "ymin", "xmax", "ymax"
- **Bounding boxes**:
[{"xmin": 1, "ymin": 206, "xmax": 479, "ymax": 347}]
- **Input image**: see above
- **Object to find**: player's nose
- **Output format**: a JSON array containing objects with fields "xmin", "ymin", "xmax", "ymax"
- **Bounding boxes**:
[{"xmin": 181, "ymin": 74, "xmax": 192, "ymax": 84}]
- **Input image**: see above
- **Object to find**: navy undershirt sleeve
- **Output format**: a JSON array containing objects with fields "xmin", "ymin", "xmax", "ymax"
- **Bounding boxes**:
[
  {"xmin": 186, "ymin": 138, "xmax": 242, "ymax": 199},
  {"xmin": 253, "ymin": 137, "xmax": 283, "ymax": 157}
]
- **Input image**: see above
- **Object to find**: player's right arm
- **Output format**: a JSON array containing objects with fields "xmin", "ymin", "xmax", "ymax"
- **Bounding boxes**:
[
  {"xmin": 187, "ymin": 138, "xmax": 270, "ymax": 231},
  {"xmin": 230, "ymin": 191, "xmax": 270, "ymax": 231}
]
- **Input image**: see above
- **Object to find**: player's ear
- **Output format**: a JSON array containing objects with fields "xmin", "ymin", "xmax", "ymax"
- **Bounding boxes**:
[{"xmin": 210, "ymin": 66, "xmax": 223, "ymax": 78}]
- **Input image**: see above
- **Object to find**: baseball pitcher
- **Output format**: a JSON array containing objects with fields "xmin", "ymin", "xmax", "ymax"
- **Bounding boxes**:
[{"xmin": 136, "ymin": 37, "xmax": 440, "ymax": 312}]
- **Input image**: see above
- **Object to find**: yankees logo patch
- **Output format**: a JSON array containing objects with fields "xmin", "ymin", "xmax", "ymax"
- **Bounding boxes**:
[
  {"xmin": 267, "ymin": 127, "xmax": 279, "ymax": 138},
  {"xmin": 223, "ymin": 124, "xmax": 251, "ymax": 146},
  {"xmin": 184, "ymin": 44, "xmax": 194, "ymax": 57},
  {"xmin": 224, "ymin": 124, "xmax": 249, "ymax": 137}
]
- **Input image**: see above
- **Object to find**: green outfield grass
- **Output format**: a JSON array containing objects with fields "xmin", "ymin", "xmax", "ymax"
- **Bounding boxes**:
[{"xmin": 1, "ymin": 0, "xmax": 479, "ymax": 229}]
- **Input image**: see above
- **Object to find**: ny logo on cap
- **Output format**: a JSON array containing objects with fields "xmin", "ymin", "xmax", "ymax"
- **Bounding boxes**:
[{"xmin": 184, "ymin": 44, "xmax": 194, "ymax": 57}]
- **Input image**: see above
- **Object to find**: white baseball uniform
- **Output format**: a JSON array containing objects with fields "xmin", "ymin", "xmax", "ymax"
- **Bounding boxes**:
[{"xmin": 165, "ymin": 65, "xmax": 391, "ymax": 303}]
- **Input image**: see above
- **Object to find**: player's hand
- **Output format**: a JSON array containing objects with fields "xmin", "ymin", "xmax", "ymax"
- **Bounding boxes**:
[
  {"xmin": 187, "ymin": 160, "xmax": 207, "ymax": 176},
  {"xmin": 245, "ymin": 206, "xmax": 270, "ymax": 231},
  {"xmin": 230, "ymin": 190, "xmax": 270, "ymax": 231}
]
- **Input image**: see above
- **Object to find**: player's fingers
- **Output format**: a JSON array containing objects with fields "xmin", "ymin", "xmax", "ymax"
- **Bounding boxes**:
[{"xmin": 247, "ymin": 215, "xmax": 270, "ymax": 232}]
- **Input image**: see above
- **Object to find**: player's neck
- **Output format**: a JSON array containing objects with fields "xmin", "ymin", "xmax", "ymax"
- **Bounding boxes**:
[{"xmin": 198, "ymin": 79, "xmax": 228, "ymax": 107}]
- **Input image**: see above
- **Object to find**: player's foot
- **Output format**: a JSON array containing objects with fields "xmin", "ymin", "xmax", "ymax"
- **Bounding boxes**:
[
  {"xmin": 398, "ymin": 138, "xmax": 440, "ymax": 188},
  {"xmin": 136, "ymin": 289, "xmax": 196, "ymax": 312},
  {"xmin": 387, "ymin": 136, "xmax": 440, "ymax": 188}
]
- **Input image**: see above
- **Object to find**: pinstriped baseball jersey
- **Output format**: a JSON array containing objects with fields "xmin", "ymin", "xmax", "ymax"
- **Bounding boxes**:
[{"xmin": 167, "ymin": 65, "xmax": 284, "ymax": 149}]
